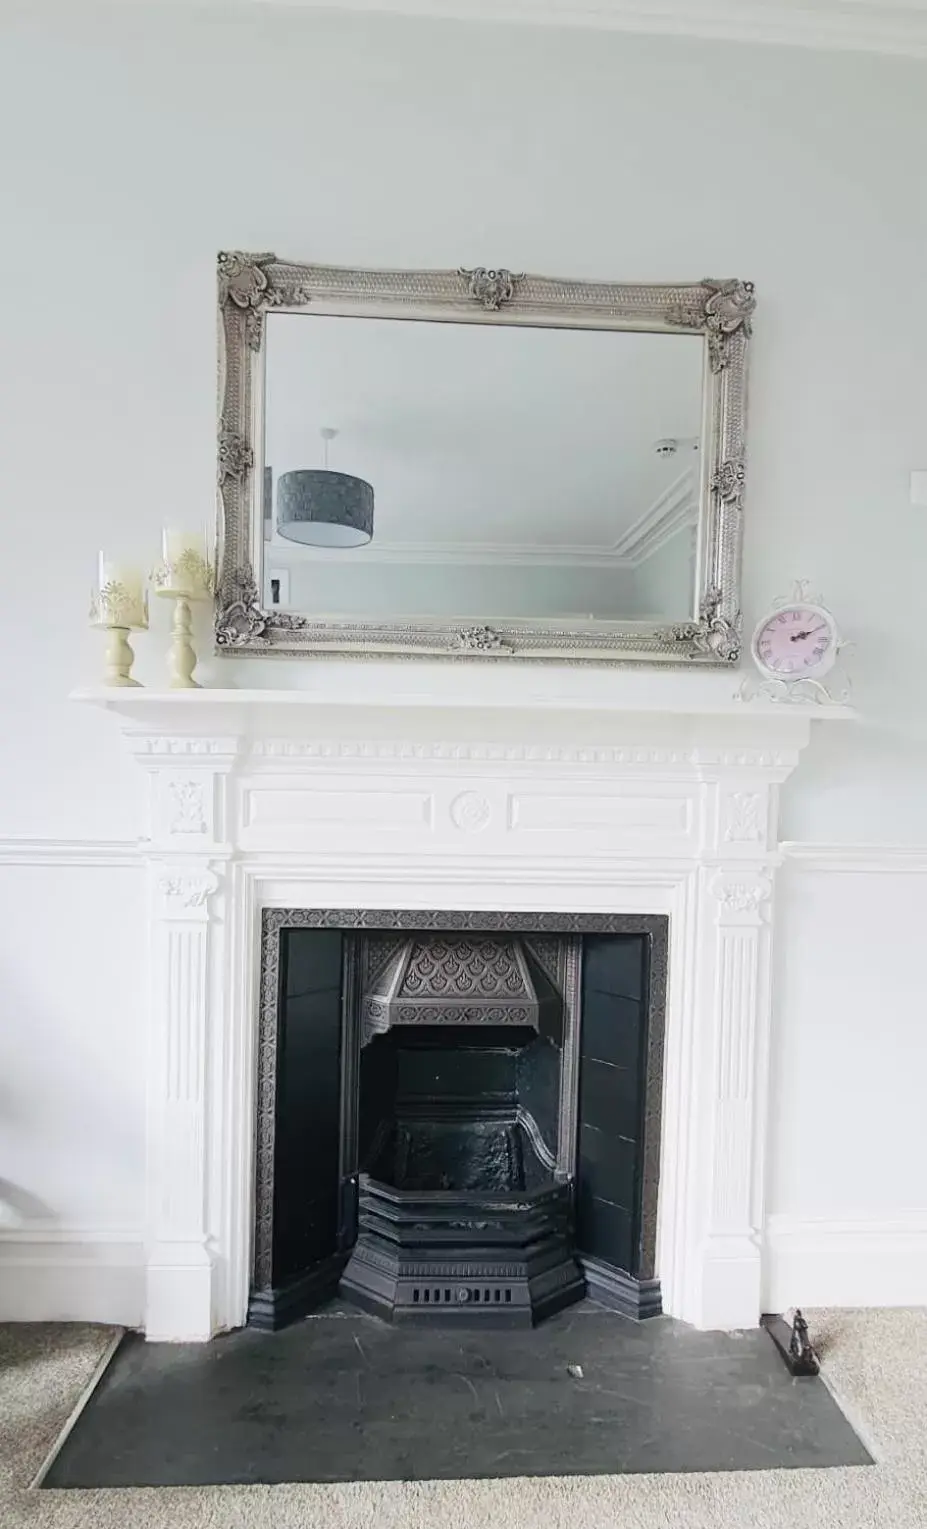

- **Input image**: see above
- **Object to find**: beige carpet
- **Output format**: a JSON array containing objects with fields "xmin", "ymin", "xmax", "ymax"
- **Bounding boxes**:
[{"xmin": 2, "ymin": 1309, "xmax": 926, "ymax": 1528}]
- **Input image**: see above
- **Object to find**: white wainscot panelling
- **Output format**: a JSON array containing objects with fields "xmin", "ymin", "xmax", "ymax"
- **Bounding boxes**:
[
  {"xmin": 0, "ymin": 847, "xmax": 145, "ymax": 1325},
  {"xmin": 4, "ymin": 831, "xmax": 923, "ymax": 1329},
  {"xmin": 5, "ymin": 831, "xmax": 925, "ymax": 1328},
  {"xmin": 763, "ymin": 847, "xmax": 927, "ymax": 1312}
]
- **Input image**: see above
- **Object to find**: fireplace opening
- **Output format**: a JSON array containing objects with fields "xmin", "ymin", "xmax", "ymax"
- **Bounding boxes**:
[
  {"xmin": 250, "ymin": 913, "xmax": 666, "ymax": 1333},
  {"xmin": 359, "ymin": 1025, "xmax": 556, "ymax": 1194}
]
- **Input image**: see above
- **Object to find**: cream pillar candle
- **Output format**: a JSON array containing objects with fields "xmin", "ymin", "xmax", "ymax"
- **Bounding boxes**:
[
  {"xmin": 155, "ymin": 530, "xmax": 211, "ymax": 598},
  {"xmin": 161, "ymin": 528, "xmax": 205, "ymax": 567},
  {"xmin": 96, "ymin": 555, "xmax": 145, "ymax": 618},
  {"xmin": 90, "ymin": 552, "xmax": 148, "ymax": 686},
  {"xmin": 91, "ymin": 554, "xmax": 147, "ymax": 628}
]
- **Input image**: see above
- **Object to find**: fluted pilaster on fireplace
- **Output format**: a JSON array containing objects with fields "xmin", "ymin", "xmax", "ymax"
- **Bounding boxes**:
[
  {"xmin": 692, "ymin": 862, "xmax": 777, "ymax": 1328},
  {"xmin": 128, "ymin": 732, "xmax": 241, "ymax": 1341}
]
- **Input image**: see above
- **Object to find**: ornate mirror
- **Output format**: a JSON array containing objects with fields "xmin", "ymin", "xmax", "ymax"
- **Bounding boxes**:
[{"xmin": 217, "ymin": 254, "xmax": 753, "ymax": 664}]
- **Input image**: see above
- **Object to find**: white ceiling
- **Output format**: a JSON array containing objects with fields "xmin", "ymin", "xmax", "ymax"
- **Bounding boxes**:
[
  {"xmin": 263, "ymin": 311, "xmax": 704, "ymax": 559},
  {"xmin": 155, "ymin": 0, "xmax": 927, "ymax": 59}
]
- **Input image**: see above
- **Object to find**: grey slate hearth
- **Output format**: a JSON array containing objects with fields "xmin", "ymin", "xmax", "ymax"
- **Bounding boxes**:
[{"xmin": 42, "ymin": 1303, "xmax": 871, "ymax": 1488}]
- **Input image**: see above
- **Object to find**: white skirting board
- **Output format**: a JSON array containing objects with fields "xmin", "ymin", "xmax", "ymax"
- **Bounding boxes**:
[
  {"xmin": 0, "ymin": 1228, "xmax": 144, "ymax": 1326},
  {"xmin": 2, "ymin": 1217, "xmax": 925, "ymax": 1327},
  {"xmin": 763, "ymin": 1214, "xmax": 927, "ymax": 1312}
]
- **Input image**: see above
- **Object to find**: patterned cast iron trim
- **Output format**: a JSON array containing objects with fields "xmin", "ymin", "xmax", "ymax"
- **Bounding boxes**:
[
  {"xmin": 557, "ymin": 936, "xmax": 582, "ymax": 1180},
  {"xmin": 638, "ymin": 918, "xmax": 668, "ymax": 1282}
]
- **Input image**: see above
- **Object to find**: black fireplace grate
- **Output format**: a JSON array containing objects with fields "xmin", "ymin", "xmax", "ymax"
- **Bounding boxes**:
[{"xmin": 340, "ymin": 1174, "xmax": 585, "ymax": 1327}]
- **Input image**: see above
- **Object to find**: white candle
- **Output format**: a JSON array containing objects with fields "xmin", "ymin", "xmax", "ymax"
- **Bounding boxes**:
[
  {"xmin": 162, "ymin": 528, "xmax": 205, "ymax": 566},
  {"xmin": 97, "ymin": 553, "xmax": 142, "ymax": 603},
  {"xmin": 94, "ymin": 553, "xmax": 146, "ymax": 627}
]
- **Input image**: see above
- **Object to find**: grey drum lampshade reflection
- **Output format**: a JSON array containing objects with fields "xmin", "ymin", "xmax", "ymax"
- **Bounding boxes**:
[{"xmin": 276, "ymin": 470, "xmax": 374, "ymax": 548}]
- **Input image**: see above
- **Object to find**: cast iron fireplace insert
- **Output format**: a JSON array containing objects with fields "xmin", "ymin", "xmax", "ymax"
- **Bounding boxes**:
[{"xmin": 250, "ymin": 910, "xmax": 667, "ymax": 1331}]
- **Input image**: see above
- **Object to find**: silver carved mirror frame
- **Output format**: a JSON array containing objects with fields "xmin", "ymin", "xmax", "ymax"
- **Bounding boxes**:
[{"xmin": 216, "ymin": 253, "xmax": 754, "ymax": 663}]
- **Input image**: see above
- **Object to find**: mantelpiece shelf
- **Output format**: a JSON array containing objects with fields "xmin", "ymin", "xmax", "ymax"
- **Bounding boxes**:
[{"xmin": 71, "ymin": 668, "xmax": 857, "ymax": 727}]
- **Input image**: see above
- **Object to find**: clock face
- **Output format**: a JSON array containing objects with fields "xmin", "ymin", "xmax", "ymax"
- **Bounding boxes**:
[{"xmin": 752, "ymin": 604, "xmax": 837, "ymax": 679}]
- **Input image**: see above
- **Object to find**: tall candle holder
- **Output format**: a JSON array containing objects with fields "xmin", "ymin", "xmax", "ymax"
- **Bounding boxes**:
[
  {"xmin": 151, "ymin": 531, "xmax": 214, "ymax": 689},
  {"xmin": 89, "ymin": 557, "xmax": 149, "ymax": 687}
]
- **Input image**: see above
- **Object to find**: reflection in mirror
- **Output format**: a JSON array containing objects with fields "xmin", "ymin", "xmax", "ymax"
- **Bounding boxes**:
[{"xmin": 262, "ymin": 313, "xmax": 705, "ymax": 623}]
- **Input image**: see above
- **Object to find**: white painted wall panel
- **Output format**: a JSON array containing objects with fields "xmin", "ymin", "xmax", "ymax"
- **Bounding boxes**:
[
  {"xmin": 0, "ymin": 861, "xmax": 145, "ymax": 1231},
  {"xmin": 767, "ymin": 861, "xmax": 927, "ymax": 1224}
]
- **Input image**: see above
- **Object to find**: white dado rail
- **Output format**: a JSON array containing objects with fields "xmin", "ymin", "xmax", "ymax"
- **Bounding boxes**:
[{"xmin": 75, "ymin": 668, "xmax": 853, "ymax": 1341}]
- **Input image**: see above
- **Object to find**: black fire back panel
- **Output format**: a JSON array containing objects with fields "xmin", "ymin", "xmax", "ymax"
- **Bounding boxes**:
[
  {"xmin": 575, "ymin": 935, "xmax": 650, "ymax": 1289},
  {"xmin": 271, "ymin": 928, "xmax": 345, "ymax": 1288}
]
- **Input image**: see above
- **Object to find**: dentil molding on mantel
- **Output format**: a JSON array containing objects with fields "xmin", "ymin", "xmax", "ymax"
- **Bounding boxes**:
[{"xmin": 71, "ymin": 680, "xmax": 855, "ymax": 774}]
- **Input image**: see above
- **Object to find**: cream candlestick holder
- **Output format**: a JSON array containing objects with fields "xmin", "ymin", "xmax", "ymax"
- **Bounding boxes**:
[
  {"xmin": 89, "ymin": 558, "xmax": 149, "ymax": 687},
  {"xmin": 151, "ymin": 532, "xmax": 215, "ymax": 689}
]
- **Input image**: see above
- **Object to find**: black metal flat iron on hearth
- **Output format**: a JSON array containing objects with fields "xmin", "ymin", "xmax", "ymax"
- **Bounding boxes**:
[{"xmin": 761, "ymin": 1308, "xmax": 820, "ymax": 1376}]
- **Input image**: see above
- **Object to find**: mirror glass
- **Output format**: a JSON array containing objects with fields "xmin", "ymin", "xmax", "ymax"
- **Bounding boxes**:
[{"xmin": 261, "ymin": 312, "xmax": 705, "ymax": 623}]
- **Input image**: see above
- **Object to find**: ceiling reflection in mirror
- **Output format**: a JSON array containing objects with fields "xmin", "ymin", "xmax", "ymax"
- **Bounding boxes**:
[{"xmin": 261, "ymin": 312, "xmax": 705, "ymax": 624}]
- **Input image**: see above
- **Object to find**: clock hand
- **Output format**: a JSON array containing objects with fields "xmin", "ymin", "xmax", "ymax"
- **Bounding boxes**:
[{"xmin": 790, "ymin": 624, "xmax": 826, "ymax": 642}]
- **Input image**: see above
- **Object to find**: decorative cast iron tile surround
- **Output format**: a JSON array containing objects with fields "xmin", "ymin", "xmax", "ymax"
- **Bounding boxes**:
[{"xmin": 255, "ymin": 910, "xmax": 668, "ymax": 1303}]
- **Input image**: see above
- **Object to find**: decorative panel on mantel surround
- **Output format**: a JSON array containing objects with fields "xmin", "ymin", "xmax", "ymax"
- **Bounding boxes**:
[{"xmin": 73, "ymin": 672, "xmax": 854, "ymax": 1341}]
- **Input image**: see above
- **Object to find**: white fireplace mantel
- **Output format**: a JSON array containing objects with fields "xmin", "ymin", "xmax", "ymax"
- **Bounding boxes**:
[{"xmin": 74, "ymin": 676, "xmax": 854, "ymax": 1341}]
